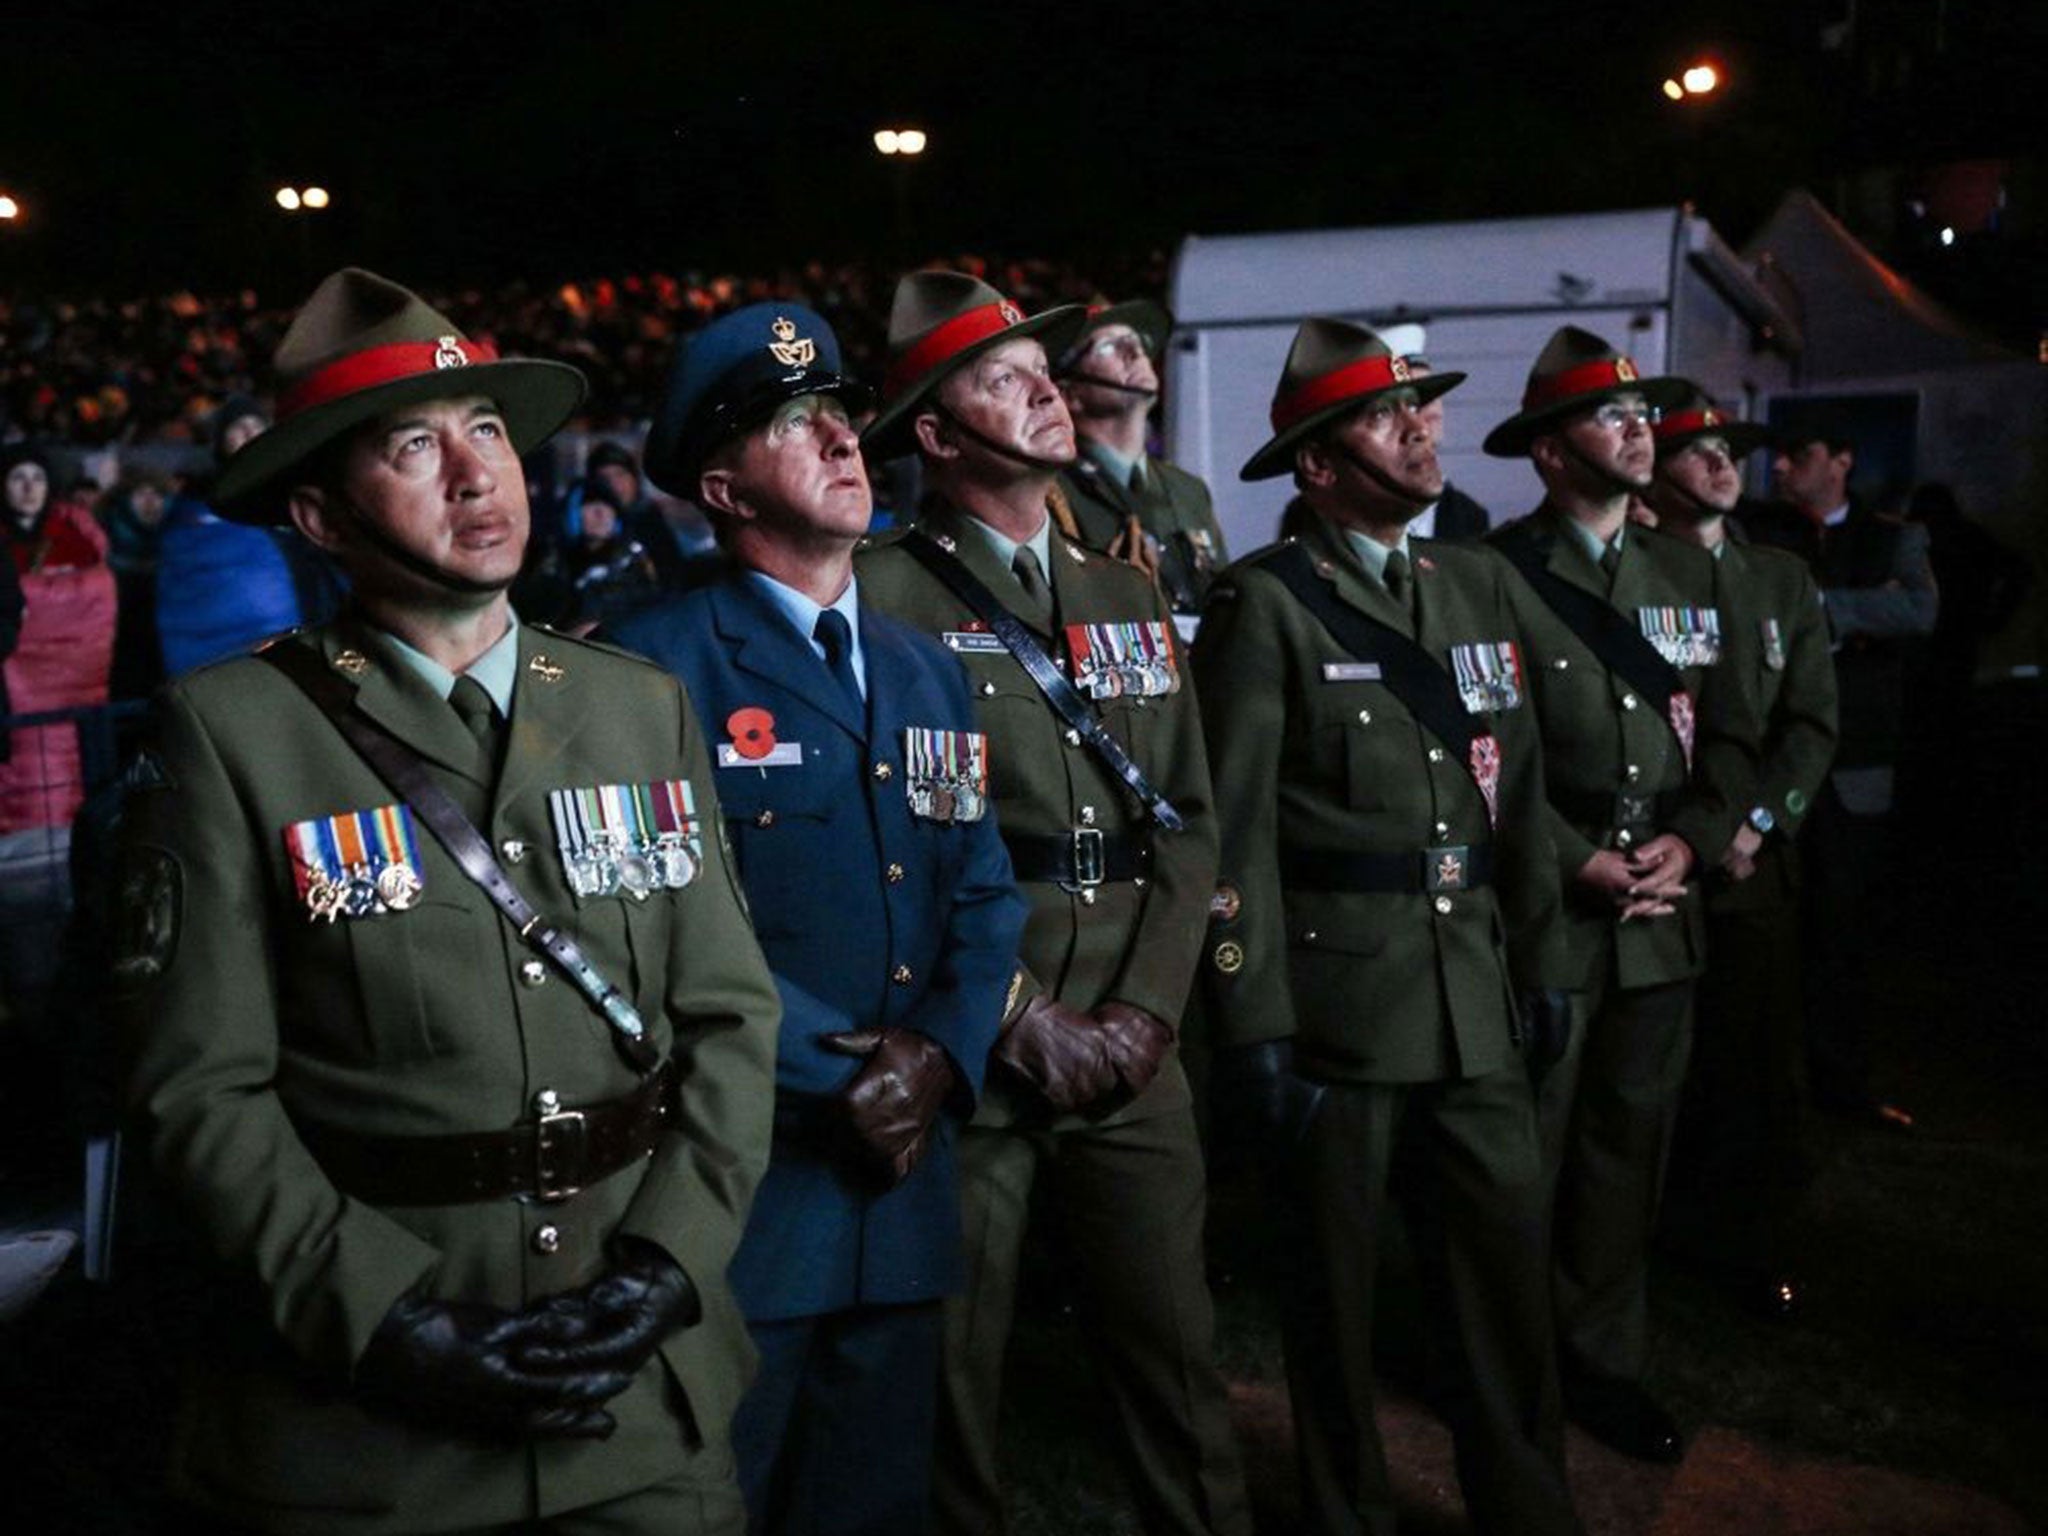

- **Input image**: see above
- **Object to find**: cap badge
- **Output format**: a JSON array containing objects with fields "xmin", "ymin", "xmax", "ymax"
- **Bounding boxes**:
[
  {"xmin": 1613, "ymin": 357, "xmax": 1638, "ymax": 383},
  {"xmin": 768, "ymin": 316, "xmax": 816, "ymax": 368},
  {"xmin": 433, "ymin": 335, "xmax": 469, "ymax": 370},
  {"xmin": 334, "ymin": 649, "xmax": 369, "ymax": 676},
  {"xmin": 1389, "ymin": 356, "xmax": 1412, "ymax": 382},
  {"xmin": 997, "ymin": 300, "xmax": 1024, "ymax": 325}
]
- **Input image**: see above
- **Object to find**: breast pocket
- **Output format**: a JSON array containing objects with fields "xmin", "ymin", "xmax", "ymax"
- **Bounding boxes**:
[
  {"xmin": 716, "ymin": 761, "xmax": 842, "ymax": 939},
  {"xmin": 345, "ymin": 896, "xmax": 491, "ymax": 1063}
]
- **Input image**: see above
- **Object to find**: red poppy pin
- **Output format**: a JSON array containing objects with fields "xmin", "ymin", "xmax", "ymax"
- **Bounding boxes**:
[{"xmin": 726, "ymin": 706, "xmax": 778, "ymax": 761}]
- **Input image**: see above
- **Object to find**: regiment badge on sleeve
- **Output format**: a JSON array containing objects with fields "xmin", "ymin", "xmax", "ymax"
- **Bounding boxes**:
[
  {"xmin": 1637, "ymin": 606, "xmax": 1722, "ymax": 668},
  {"xmin": 1065, "ymin": 619, "xmax": 1180, "ymax": 701},
  {"xmin": 549, "ymin": 780, "xmax": 703, "ymax": 900},
  {"xmin": 283, "ymin": 804, "xmax": 426, "ymax": 922},
  {"xmin": 904, "ymin": 727, "xmax": 990, "ymax": 823},
  {"xmin": 1447, "ymin": 640, "xmax": 1524, "ymax": 713}
]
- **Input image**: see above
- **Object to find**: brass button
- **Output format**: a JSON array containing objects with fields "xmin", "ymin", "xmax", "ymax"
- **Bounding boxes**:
[
  {"xmin": 1616, "ymin": 828, "xmax": 1635, "ymax": 849},
  {"xmin": 1080, "ymin": 888, "xmax": 1098, "ymax": 906},
  {"xmin": 1302, "ymin": 928, "xmax": 1319, "ymax": 943},
  {"xmin": 533, "ymin": 1089, "xmax": 561, "ymax": 1116},
  {"xmin": 1552, "ymin": 657, "xmax": 1570, "ymax": 670},
  {"xmin": 1133, "ymin": 876, "xmax": 1147, "ymax": 888},
  {"xmin": 1433, "ymin": 895, "xmax": 1453, "ymax": 915},
  {"xmin": 1621, "ymin": 693, "xmax": 1640, "ymax": 711},
  {"xmin": 981, "ymin": 681, "xmax": 997, "ymax": 697},
  {"xmin": 874, "ymin": 761, "xmax": 894, "ymax": 781},
  {"xmin": 756, "ymin": 809, "xmax": 777, "ymax": 828},
  {"xmin": 891, "ymin": 964, "xmax": 914, "ymax": 985},
  {"xmin": 1065, "ymin": 728, "xmax": 1082, "ymax": 746},
  {"xmin": 886, "ymin": 862, "xmax": 906, "ymax": 884},
  {"xmin": 1625, "ymin": 764, "xmax": 1642, "ymax": 784},
  {"xmin": 501, "ymin": 839, "xmax": 527, "ymax": 863},
  {"xmin": 1080, "ymin": 805, "xmax": 1097, "ymax": 826},
  {"xmin": 532, "ymin": 1224, "xmax": 561, "ymax": 1256},
  {"xmin": 519, "ymin": 960, "xmax": 547, "ymax": 987},
  {"xmin": 1427, "ymin": 747, "xmax": 1447, "ymax": 764},
  {"xmin": 1433, "ymin": 821, "xmax": 1450, "ymax": 839},
  {"xmin": 1357, "ymin": 708, "xmax": 1373, "ymax": 725}
]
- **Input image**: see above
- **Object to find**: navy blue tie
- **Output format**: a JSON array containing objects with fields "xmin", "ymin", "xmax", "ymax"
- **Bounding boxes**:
[{"xmin": 814, "ymin": 608, "xmax": 865, "ymax": 715}]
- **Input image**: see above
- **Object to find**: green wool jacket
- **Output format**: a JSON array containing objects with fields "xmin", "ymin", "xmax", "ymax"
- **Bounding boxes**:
[
  {"xmin": 1191, "ymin": 516, "xmax": 1568, "ymax": 1085},
  {"xmin": 1708, "ymin": 535, "xmax": 1839, "ymax": 911},
  {"xmin": 1487, "ymin": 506, "xmax": 1754, "ymax": 992},
  {"xmin": 855, "ymin": 498, "xmax": 1221, "ymax": 1127},
  {"xmin": 115, "ymin": 617, "xmax": 781, "ymax": 1534},
  {"xmin": 1058, "ymin": 447, "xmax": 1230, "ymax": 615}
]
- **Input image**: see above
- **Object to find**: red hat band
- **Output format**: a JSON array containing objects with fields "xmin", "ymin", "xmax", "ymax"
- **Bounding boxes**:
[
  {"xmin": 1524, "ymin": 356, "xmax": 1642, "ymax": 414},
  {"xmin": 1652, "ymin": 406, "xmax": 1725, "ymax": 442},
  {"xmin": 884, "ymin": 299, "xmax": 1027, "ymax": 400},
  {"xmin": 1270, "ymin": 354, "xmax": 1413, "ymax": 435},
  {"xmin": 278, "ymin": 336, "xmax": 501, "ymax": 423}
]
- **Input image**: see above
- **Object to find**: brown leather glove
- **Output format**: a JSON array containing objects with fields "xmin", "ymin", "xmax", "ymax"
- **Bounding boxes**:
[
  {"xmin": 821, "ymin": 1028, "xmax": 957, "ymax": 1188},
  {"xmin": 1094, "ymin": 1002, "xmax": 1175, "ymax": 1099},
  {"xmin": 992, "ymin": 995, "xmax": 1118, "ymax": 1114}
]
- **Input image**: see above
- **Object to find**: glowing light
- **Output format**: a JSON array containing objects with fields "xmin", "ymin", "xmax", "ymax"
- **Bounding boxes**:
[
  {"xmin": 302, "ymin": 186, "xmax": 330, "ymax": 209},
  {"xmin": 1681, "ymin": 63, "xmax": 1719, "ymax": 95},
  {"xmin": 873, "ymin": 130, "xmax": 900, "ymax": 154},
  {"xmin": 1939, "ymin": 227, "xmax": 1956, "ymax": 247},
  {"xmin": 275, "ymin": 186, "xmax": 302, "ymax": 211},
  {"xmin": 0, "ymin": 196, "xmax": 18, "ymax": 221},
  {"xmin": 1662, "ymin": 78, "xmax": 1685, "ymax": 101},
  {"xmin": 874, "ymin": 127, "xmax": 927, "ymax": 156}
]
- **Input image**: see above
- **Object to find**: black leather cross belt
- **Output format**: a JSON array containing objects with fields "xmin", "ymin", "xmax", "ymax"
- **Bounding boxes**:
[
  {"xmin": 295, "ymin": 1061, "xmax": 676, "ymax": 1206},
  {"xmin": 1280, "ymin": 843, "xmax": 1495, "ymax": 894}
]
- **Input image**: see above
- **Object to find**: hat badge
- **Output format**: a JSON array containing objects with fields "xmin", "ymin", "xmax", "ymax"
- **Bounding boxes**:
[
  {"xmin": 1389, "ymin": 356, "xmax": 1412, "ymax": 382},
  {"xmin": 433, "ymin": 335, "xmax": 469, "ymax": 370},
  {"xmin": 768, "ymin": 316, "xmax": 817, "ymax": 368},
  {"xmin": 997, "ymin": 300, "xmax": 1024, "ymax": 325},
  {"xmin": 1613, "ymin": 357, "xmax": 1638, "ymax": 383}
]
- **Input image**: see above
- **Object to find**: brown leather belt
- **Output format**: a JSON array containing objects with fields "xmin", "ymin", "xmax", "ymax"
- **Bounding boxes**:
[{"xmin": 295, "ymin": 1062, "xmax": 676, "ymax": 1206}]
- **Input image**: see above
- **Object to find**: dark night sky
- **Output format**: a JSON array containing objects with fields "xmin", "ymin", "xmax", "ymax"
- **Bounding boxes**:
[{"xmin": 2, "ymin": 1, "xmax": 2040, "ymax": 325}]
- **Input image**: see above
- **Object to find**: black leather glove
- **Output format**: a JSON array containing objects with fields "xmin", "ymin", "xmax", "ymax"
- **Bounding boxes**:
[
  {"xmin": 355, "ymin": 1292, "xmax": 629, "ymax": 1442},
  {"xmin": 1094, "ymin": 1002, "xmax": 1175, "ymax": 1100},
  {"xmin": 991, "ymin": 995, "xmax": 1119, "ymax": 1114},
  {"xmin": 515, "ymin": 1236, "xmax": 703, "ymax": 1382},
  {"xmin": 1213, "ymin": 1039, "xmax": 1326, "ymax": 1158},
  {"xmin": 821, "ymin": 1027, "xmax": 957, "ymax": 1188},
  {"xmin": 1517, "ymin": 988, "xmax": 1574, "ymax": 1086}
]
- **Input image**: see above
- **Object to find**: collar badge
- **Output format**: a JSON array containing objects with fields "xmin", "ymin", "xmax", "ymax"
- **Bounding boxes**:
[{"xmin": 528, "ymin": 654, "xmax": 566, "ymax": 683}]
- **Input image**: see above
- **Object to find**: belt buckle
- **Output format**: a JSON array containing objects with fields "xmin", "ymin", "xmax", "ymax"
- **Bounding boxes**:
[
  {"xmin": 1424, "ymin": 845, "xmax": 1471, "ymax": 892},
  {"xmin": 1071, "ymin": 827, "xmax": 1106, "ymax": 887},
  {"xmin": 534, "ymin": 1108, "xmax": 588, "ymax": 1203}
]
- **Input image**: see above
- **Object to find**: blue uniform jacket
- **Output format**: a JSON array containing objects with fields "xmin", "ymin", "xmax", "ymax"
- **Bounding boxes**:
[{"xmin": 610, "ymin": 574, "xmax": 1026, "ymax": 1321}]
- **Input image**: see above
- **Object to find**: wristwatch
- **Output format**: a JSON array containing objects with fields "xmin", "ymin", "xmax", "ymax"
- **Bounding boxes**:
[{"xmin": 1746, "ymin": 806, "xmax": 1776, "ymax": 836}]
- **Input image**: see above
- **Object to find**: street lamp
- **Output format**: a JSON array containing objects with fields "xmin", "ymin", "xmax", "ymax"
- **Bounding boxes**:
[
  {"xmin": 873, "ymin": 128, "xmax": 927, "ymax": 156},
  {"xmin": 1662, "ymin": 61, "xmax": 1723, "ymax": 101},
  {"xmin": 275, "ymin": 185, "xmax": 332, "ymax": 212},
  {"xmin": 0, "ymin": 195, "xmax": 19, "ymax": 221}
]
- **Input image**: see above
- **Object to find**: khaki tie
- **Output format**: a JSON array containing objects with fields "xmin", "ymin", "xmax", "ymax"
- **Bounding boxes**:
[
  {"xmin": 448, "ymin": 674, "xmax": 503, "ymax": 822},
  {"xmin": 1012, "ymin": 545, "xmax": 1054, "ymax": 625},
  {"xmin": 1383, "ymin": 547, "xmax": 1415, "ymax": 620},
  {"xmin": 1600, "ymin": 541, "xmax": 1622, "ymax": 591}
]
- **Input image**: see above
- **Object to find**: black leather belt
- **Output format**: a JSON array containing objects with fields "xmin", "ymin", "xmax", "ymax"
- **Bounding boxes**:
[
  {"xmin": 1002, "ymin": 828, "xmax": 1148, "ymax": 887},
  {"xmin": 1281, "ymin": 843, "xmax": 1494, "ymax": 894},
  {"xmin": 295, "ymin": 1061, "xmax": 676, "ymax": 1206},
  {"xmin": 1551, "ymin": 787, "xmax": 1683, "ymax": 835}
]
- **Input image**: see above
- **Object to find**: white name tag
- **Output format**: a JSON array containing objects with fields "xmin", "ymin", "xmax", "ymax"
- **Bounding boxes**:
[
  {"xmin": 943, "ymin": 631, "xmax": 1007, "ymax": 653},
  {"xmin": 1322, "ymin": 662, "xmax": 1383, "ymax": 683},
  {"xmin": 717, "ymin": 742, "xmax": 805, "ymax": 768}
]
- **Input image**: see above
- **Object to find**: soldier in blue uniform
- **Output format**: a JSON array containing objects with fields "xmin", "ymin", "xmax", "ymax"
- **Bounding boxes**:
[{"xmin": 607, "ymin": 303, "xmax": 1028, "ymax": 1536}]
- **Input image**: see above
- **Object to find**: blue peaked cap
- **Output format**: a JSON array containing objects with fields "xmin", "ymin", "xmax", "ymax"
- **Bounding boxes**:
[{"xmin": 643, "ymin": 301, "xmax": 871, "ymax": 497}]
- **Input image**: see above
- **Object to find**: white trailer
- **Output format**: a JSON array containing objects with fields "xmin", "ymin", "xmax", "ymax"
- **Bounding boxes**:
[{"xmin": 1165, "ymin": 206, "xmax": 1800, "ymax": 554}]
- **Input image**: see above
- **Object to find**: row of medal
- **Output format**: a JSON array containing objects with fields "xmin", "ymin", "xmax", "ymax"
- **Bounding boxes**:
[
  {"xmin": 1447, "ymin": 639, "xmax": 1526, "ymax": 714},
  {"xmin": 1637, "ymin": 605, "xmax": 1723, "ymax": 669},
  {"xmin": 904, "ymin": 727, "xmax": 990, "ymax": 823},
  {"xmin": 285, "ymin": 803, "xmax": 426, "ymax": 923},
  {"xmin": 1066, "ymin": 619, "xmax": 1181, "ymax": 701},
  {"xmin": 549, "ymin": 779, "xmax": 703, "ymax": 900}
]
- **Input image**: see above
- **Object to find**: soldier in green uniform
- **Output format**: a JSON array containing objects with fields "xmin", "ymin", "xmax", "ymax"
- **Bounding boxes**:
[
  {"xmin": 854, "ymin": 271, "xmax": 1251, "ymax": 1536},
  {"xmin": 1482, "ymin": 328, "xmax": 1750, "ymax": 1464},
  {"xmin": 1195, "ymin": 318, "xmax": 1581, "ymax": 1536},
  {"xmin": 1642, "ymin": 387, "xmax": 1837, "ymax": 1317},
  {"xmin": 114, "ymin": 268, "xmax": 782, "ymax": 1535},
  {"xmin": 1053, "ymin": 300, "xmax": 1229, "ymax": 622}
]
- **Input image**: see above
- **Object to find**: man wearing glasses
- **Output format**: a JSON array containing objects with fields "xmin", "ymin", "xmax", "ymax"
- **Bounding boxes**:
[
  {"xmin": 1483, "ymin": 329, "xmax": 1753, "ymax": 1467},
  {"xmin": 1053, "ymin": 301, "xmax": 1229, "ymax": 624}
]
